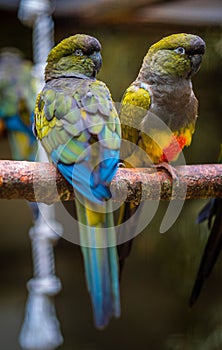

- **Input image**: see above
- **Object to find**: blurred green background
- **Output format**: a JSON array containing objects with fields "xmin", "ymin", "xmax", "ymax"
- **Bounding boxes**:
[{"xmin": 0, "ymin": 1, "xmax": 222, "ymax": 349}]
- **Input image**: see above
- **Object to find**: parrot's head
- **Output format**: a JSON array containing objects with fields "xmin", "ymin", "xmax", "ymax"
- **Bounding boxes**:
[
  {"xmin": 138, "ymin": 33, "xmax": 206, "ymax": 82},
  {"xmin": 45, "ymin": 34, "xmax": 102, "ymax": 81}
]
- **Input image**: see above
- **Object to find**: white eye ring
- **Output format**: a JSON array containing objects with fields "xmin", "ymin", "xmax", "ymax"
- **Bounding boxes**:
[
  {"xmin": 174, "ymin": 47, "xmax": 186, "ymax": 55},
  {"xmin": 74, "ymin": 49, "xmax": 83, "ymax": 56}
]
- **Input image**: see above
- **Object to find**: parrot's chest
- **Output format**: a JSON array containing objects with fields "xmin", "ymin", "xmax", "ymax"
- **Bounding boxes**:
[
  {"xmin": 146, "ymin": 80, "xmax": 197, "ymax": 130},
  {"xmin": 140, "ymin": 81, "xmax": 197, "ymax": 164}
]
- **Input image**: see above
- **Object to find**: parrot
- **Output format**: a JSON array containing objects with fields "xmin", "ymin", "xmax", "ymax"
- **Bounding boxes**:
[
  {"xmin": 189, "ymin": 144, "xmax": 222, "ymax": 306},
  {"xmin": 0, "ymin": 48, "xmax": 38, "ymax": 219},
  {"xmin": 34, "ymin": 34, "xmax": 121, "ymax": 328},
  {"xmin": 117, "ymin": 33, "xmax": 205, "ymax": 268},
  {"xmin": 0, "ymin": 48, "xmax": 37, "ymax": 161}
]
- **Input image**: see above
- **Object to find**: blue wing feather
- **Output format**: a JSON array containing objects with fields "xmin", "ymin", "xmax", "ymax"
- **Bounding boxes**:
[
  {"xmin": 4, "ymin": 114, "xmax": 36, "ymax": 145},
  {"xmin": 36, "ymin": 76, "xmax": 121, "ymax": 328},
  {"xmin": 51, "ymin": 149, "xmax": 119, "ymax": 203}
]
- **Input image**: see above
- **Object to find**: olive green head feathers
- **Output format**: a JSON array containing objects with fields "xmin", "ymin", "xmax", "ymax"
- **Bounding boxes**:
[
  {"xmin": 138, "ymin": 33, "xmax": 206, "ymax": 82},
  {"xmin": 45, "ymin": 34, "xmax": 102, "ymax": 81}
]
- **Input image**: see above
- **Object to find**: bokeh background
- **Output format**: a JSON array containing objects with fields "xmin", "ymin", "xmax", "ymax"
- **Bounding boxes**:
[{"xmin": 0, "ymin": 0, "xmax": 222, "ymax": 349}]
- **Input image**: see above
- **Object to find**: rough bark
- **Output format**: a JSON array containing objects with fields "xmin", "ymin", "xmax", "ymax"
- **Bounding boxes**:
[{"xmin": 0, "ymin": 160, "xmax": 221, "ymax": 204}]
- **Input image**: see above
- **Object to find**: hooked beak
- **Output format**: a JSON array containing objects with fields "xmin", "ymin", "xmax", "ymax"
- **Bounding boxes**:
[
  {"xmin": 190, "ymin": 54, "xmax": 203, "ymax": 75},
  {"xmin": 90, "ymin": 51, "xmax": 102, "ymax": 76},
  {"xmin": 188, "ymin": 37, "xmax": 205, "ymax": 77}
]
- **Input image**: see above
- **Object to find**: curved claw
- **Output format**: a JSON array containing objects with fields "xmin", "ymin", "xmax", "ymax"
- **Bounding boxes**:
[
  {"xmin": 154, "ymin": 162, "xmax": 179, "ymax": 187},
  {"xmin": 118, "ymin": 162, "xmax": 126, "ymax": 168}
]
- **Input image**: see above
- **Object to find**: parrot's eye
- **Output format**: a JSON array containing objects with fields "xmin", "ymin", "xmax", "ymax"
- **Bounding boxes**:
[
  {"xmin": 74, "ymin": 49, "xmax": 83, "ymax": 56},
  {"xmin": 174, "ymin": 47, "xmax": 186, "ymax": 55}
]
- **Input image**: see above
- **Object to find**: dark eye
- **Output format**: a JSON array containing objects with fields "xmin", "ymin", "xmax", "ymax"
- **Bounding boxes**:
[
  {"xmin": 74, "ymin": 49, "xmax": 83, "ymax": 56},
  {"xmin": 174, "ymin": 47, "xmax": 186, "ymax": 55}
]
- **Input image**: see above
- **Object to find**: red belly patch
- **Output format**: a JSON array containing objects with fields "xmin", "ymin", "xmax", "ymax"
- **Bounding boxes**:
[{"xmin": 160, "ymin": 134, "xmax": 187, "ymax": 162}]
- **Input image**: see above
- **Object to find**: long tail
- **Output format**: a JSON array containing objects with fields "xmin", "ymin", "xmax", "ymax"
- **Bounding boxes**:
[
  {"xmin": 75, "ymin": 195, "xmax": 120, "ymax": 329},
  {"xmin": 189, "ymin": 198, "xmax": 222, "ymax": 306},
  {"xmin": 117, "ymin": 202, "xmax": 138, "ymax": 277}
]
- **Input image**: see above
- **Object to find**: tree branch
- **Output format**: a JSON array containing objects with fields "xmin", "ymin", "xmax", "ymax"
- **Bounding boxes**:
[{"xmin": 0, "ymin": 160, "xmax": 221, "ymax": 204}]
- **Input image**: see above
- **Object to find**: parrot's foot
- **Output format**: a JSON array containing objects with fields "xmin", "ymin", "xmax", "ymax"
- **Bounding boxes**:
[
  {"xmin": 118, "ymin": 162, "xmax": 126, "ymax": 168},
  {"xmin": 154, "ymin": 162, "xmax": 179, "ymax": 186}
]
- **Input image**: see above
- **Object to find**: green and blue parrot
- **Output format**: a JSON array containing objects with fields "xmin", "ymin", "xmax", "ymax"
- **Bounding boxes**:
[
  {"xmin": 190, "ymin": 144, "xmax": 222, "ymax": 306},
  {"xmin": 34, "ymin": 34, "xmax": 121, "ymax": 328},
  {"xmin": 118, "ymin": 33, "xmax": 205, "ymax": 266},
  {"xmin": 0, "ymin": 48, "xmax": 38, "ymax": 219},
  {"xmin": 0, "ymin": 48, "xmax": 37, "ymax": 161}
]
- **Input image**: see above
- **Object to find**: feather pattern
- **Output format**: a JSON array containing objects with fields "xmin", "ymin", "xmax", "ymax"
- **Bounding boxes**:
[
  {"xmin": 35, "ymin": 77, "xmax": 120, "ymax": 203},
  {"xmin": 34, "ymin": 34, "xmax": 121, "ymax": 328},
  {"xmin": 118, "ymin": 33, "xmax": 205, "ymax": 275},
  {"xmin": 0, "ymin": 49, "xmax": 37, "ymax": 161},
  {"xmin": 0, "ymin": 49, "xmax": 38, "ymax": 219}
]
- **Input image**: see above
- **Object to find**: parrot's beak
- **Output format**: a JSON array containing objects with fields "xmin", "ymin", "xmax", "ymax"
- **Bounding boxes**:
[
  {"xmin": 90, "ymin": 51, "xmax": 102, "ymax": 76},
  {"xmin": 189, "ymin": 37, "xmax": 205, "ymax": 76},
  {"xmin": 190, "ymin": 54, "xmax": 203, "ymax": 75}
]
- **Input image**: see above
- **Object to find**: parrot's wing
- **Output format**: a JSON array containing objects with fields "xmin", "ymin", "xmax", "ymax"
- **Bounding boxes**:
[
  {"xmin": 0, "ymin": 50, "xmax": 36, "ymax": 126},
  {"xmin": 0, "ymin": 52, "xmax": 21, "ymax": 118},
  {"xmin": 34, "ymin": 78, "xmax": 121, "ymax": 203},
  {"xmin": 35, "ymin": 78, "xmax": 121, "ymax": 328},
  {"xmin": 119, "ymin": 83, "xmax": 151, "ymax": 165},
  {"xmin": 8, "ymin": 131, "xmax": 36, "ymax": 161},
  {"xmin": 116, "ymin": 83, "xmax": 151, "ymax": 273},
  {"xmin": 0, "ymin": 50, "xmax": 37, "ymax": 162}
]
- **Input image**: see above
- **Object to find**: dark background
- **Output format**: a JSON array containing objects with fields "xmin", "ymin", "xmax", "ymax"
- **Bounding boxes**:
[{"xmin": 0, "ymin": 1, "xmax": 222, "ymax": 349}]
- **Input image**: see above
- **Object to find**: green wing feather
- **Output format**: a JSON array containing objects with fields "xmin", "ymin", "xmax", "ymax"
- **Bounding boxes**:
[
  {"xmin": 0, "ymin": 49, "xmax": 36, "ymax": 124},
  {"xmin": 35, "ymin": 76, "xmax": 121, "ymax": 328},
  {"xmin": 0, "ymin": 49, "xmax": 37, "ymax": 161},
  {"xmin": 35, "ymin": 78, "xmax": 120, "ymax": 166},
  {"xmin": 117, "ymin": 83, "xmax": 151, "ymax": 274},
  {"xmin": 119, "ymin": 83, "xmax": 151, "ymax": 166}
]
